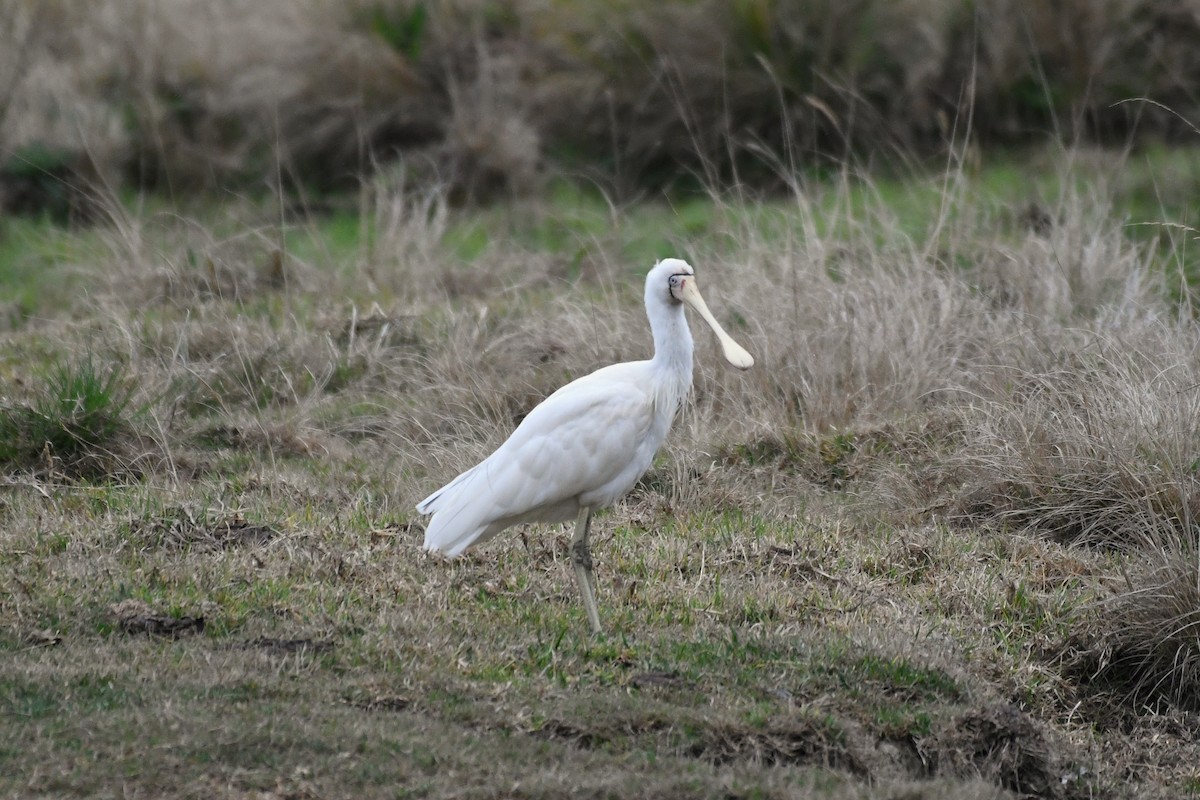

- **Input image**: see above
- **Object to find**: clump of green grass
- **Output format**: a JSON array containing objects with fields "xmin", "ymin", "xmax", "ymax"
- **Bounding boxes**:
[{"xmin": 0, "ymin": 354, "xmax": 144, "ymax": 478}]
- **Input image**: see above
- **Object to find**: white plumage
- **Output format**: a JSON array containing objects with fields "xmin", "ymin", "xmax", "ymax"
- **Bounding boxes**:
[{"xmin": 417, "ymin": 258, "xmax": 753, "ymax": 633}]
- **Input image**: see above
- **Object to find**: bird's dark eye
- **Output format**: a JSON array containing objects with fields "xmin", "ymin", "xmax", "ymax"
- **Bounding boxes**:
[{"xmin": 669, "ymin": 275, "xmax": 681, "ymax": 287}]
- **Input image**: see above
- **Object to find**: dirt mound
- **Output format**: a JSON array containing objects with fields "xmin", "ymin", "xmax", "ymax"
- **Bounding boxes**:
[{"xmin": 920, "ymin": 704, "xmax": 1069, "ymax": 799}]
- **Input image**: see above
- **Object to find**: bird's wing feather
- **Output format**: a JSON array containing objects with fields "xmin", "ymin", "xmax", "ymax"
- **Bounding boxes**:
[
  {"xmin": 421, "ymin": 363, "xmax": 654, "ymax": 555},
  {"xmin": 415, "ymin": 462, "xmax": 480, "ymax": 515},
  {"xmin": 486, "ymin": 365, "xmax": 654, "ymax": 512}
]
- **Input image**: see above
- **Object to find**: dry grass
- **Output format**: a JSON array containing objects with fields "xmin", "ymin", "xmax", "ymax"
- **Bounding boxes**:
[
  {"xmin": 4, "ymin": 149, "xmax": 1200, "ymax": 797},
  {"xmin": 953, "ymin": 337, "xmax": 1200, "ymax": 543},
  {"xmin": 1066, "ymin": 534, "xmax": 1200, "ymax": 715}
]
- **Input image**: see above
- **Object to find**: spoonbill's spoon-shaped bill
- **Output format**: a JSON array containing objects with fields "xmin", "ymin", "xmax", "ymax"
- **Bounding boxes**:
[
  {"xmin": 675, "ymin": 276, "xmax": 754, "ymax": 370},
  {"xmin": 416, "ymin": 258, "xmax": 754, "ymax": 634}
]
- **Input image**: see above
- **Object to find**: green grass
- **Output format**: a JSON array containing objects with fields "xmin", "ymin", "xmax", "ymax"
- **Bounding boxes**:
[
  {"xmin": 0, "ymin": 353, "xmax": 144, "ymax": 475},
  {"xmin": 0, "ymin": 216, "xmax": 92, "ymax": 316},
  {"xmin": 334, "ymin": 147, "xmax": 1200, "ymax": 295},
  {"xmin": 8, "ymin": 146, "xmax": 1196, "ymax": 319}
]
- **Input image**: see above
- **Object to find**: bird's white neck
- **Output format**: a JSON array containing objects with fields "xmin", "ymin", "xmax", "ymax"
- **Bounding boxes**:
[{"xmin": 647, "ymin": 299, "xmax": 694, "ymax": 413}]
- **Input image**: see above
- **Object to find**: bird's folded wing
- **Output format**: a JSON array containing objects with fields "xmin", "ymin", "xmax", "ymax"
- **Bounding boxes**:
[
  {"xmin": 419, "ymin": 365, "xmax": 656, "ymax": 555},
  {"xmin": 480, "ymin": 374, "xmax": 654, "ymax": 518}
]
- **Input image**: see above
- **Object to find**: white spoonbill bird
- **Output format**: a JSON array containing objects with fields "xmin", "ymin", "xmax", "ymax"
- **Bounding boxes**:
[{"xmin": 416, "ymin": 258, "xmax": 753, "ymax": 634}]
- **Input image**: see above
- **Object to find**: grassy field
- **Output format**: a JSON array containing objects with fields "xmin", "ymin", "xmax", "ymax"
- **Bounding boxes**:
[{"xmin": 3, "ymin": 146, "xmax": 1200, "ymax": 799}]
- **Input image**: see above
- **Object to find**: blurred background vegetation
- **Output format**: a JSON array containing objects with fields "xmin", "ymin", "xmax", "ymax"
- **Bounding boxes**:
[{"xmin": 2, "ymin": 0, "xmax": 1199, "ymax": 217}]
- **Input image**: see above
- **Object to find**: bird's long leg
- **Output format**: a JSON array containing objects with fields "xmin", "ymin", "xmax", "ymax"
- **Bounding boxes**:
[{"xmin": 570, "ymin": 506, "xmax": 602, "ymax": 635}]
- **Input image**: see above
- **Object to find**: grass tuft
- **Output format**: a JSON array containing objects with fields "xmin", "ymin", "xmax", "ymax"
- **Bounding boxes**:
[
  {"xmin": 0, "ymin": 354, "xmax": 144, "ymax": 478},
  {"xmin": 1066, "ymin": 533, "xmax": 1200, "ymax": 713},
  {"xmin": 953, "ymin": 341, "xmax": 1200, "ymax": 548}
]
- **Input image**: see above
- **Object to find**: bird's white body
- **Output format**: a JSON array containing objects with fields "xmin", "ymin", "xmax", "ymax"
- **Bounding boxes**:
[
  {"xmin": 416, "ymin": 258, "xmax": 752, "ymax": 631},
  {"xmin": 419, "ymin": 265, "xmax": 695, "ymax": 555}
]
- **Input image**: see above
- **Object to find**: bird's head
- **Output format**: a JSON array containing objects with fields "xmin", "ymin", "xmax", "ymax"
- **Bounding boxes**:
[{"xmin": 648, "ymin": 258, "xmax": 754, "ymax": 369}]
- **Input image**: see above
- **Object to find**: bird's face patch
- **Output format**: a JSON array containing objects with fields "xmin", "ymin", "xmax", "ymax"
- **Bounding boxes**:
[{"xmin": 667, "ymin": 269, "xmax": 694, "ymax": 304}]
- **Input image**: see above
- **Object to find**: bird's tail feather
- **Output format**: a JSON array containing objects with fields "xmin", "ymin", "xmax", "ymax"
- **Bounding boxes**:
[{"xmin": 417, "ymin": 463, "xmax": 492, "ymax": 555}]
